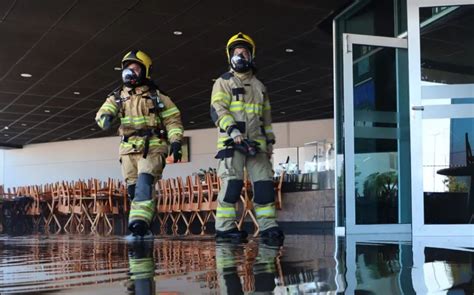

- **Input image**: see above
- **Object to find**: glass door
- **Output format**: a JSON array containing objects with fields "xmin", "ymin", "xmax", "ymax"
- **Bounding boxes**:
[
  {"xmin": 408, "ymin": 0, "xmax": 474, "ymax": 236},
  {"xmin": 343, "ymin": 33, "xmax": 411, "ymax": 234}
]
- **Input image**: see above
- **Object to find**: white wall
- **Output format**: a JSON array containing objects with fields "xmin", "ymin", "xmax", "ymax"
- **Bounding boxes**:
[{"xmin": 0, "ymin": 119, "xmax": 334, "ymax": 188}]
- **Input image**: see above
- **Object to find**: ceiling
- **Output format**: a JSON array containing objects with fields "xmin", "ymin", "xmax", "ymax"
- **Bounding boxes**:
[{"xmin": 0, "ymin": 0, "xmax": 347, "ymax": 147}]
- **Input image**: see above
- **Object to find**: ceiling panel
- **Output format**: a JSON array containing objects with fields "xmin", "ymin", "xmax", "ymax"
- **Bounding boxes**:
[{"xmin": 0, "ymin": 0, "xmax": 349, "ymax": 146}]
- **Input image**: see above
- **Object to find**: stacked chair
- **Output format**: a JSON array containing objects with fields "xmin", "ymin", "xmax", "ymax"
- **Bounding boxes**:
[{"xmin": 0, "ymin": 171, "xmax": 286, "ymax": 236}]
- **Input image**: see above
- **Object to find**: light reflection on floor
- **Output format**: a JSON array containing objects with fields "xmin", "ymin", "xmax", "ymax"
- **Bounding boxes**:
[{"xmin": 0, "ymin": 234, "xmax": 472, "ymax": 294}]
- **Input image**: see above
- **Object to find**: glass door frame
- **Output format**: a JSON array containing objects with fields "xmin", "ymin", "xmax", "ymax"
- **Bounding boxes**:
[
  {"xmin": 407, "ymin": 0, "xmax": 474, "ymax": 236},
  {"xmin": 343, "ymin": 33, "xmax": 411, "ymax": 234}
]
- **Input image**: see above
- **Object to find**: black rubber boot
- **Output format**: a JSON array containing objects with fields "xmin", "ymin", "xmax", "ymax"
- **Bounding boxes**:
[
  {"xmin": 129, "ymin": 220, "xmax": 150, "ymax": 237},
  {"xmin": 215, "ymin": 228, "xmax": 248, "ymax": 242},
  {"xmin": 128, "ymin": 173, "xmax": 155, "ymax": 237},
  {"xmin": 260, "ymin": 227, "xmax": 284, "ymax": 247}
]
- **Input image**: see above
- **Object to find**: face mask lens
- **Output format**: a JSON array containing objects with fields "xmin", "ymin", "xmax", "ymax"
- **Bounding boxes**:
[
  {"xmin": 231, "ymin": 54, "xmax": 244, "ymax": 63},
  {"xmin": 231, "ymin": 53, "xmax": 251, "ymax": 72},
  {"xmin": 122, "ymin": 68, "xmax": 139, "ymax": 85}
]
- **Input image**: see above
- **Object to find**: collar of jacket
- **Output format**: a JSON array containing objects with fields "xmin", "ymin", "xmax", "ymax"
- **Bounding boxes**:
[
  {"xmin": 231, "ymin": 69, "xmax": 253, "ymax": 82},
  {"xmin": 123, "ymin": 84, "xmax": 149, "ymax": 95}
]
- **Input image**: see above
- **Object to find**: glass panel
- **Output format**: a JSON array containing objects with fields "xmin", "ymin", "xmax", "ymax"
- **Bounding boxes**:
[
  {"xmin": 352, "ymin": 45, "xmax": 410, "ymax": 225},
  {"xmin": 343, "ymin": 241, "xmax": 473, "ymax": 294},
  {"xmin": 336, "ymin": 155, "xmax": 345, "ymax": 227},
  {"xmin": 343, "ymin": 0, "xmax": 397, "ymax": 37},
  {"xmin": 420, "ymin": 5, "xmax": 474, "ymax": 84},
  {"xmin": 422, "ymin": 110, "xmax": 474, "ymax": 224},
  {"xmin": 334, "ymin": 0, "xmax": 408, "ymax": 227},
  {"xmin": 422, "ymin": 247, "xmax": 473, "ymax": 293},
  {"xmin": 355, "ymin": 244, "xmax": 405, "ymax": 294}
]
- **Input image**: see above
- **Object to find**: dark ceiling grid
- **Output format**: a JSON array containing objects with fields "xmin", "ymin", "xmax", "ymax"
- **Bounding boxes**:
[
  {"xmin": 0, "ymin": 0, "xmax": 142, "ymax": 113},
  {"xmin": 47, "ymin": 10, "xmax": 255, "ymax": 143},
  {"xmin": 0, "ymin": 0, "xmax": 146, "ymax": 142},
  {"xmin": 0, "ymin": 0, "xmax": 17, "ymax": 23},
  {"xmin": 4, "ymin": 0, "xmax": 206, "ymax": 144},
  {"xmin": 0, "ymin": 0, "xmax": 343, "ymax": 147},
  {"xmin": 0, "ymin": 1, "xmax": 79, "ymax": 83},
  {"xmin": 20, "ymin": 1, "xmax": 245, "ymax": 144}
]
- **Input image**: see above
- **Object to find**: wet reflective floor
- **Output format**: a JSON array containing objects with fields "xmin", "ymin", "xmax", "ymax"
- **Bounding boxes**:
[{"xmin": 0, "ymin": 234, "xmax": 472, "ymax": 294}]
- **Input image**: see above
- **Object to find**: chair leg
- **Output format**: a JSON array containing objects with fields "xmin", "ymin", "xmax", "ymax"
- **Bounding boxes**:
[
  {"xmin": 64, "ymin": 213, "xmax": 74, "ymax": 233},
  {"xmin": 248, "ymin": 211, "xmax": 259, "ymax": 237}
]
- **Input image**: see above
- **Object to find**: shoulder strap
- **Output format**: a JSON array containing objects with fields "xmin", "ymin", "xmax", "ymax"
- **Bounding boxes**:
[{"xmin": 220, "ymin": 71, "xmax": 234, "ymax": 80}]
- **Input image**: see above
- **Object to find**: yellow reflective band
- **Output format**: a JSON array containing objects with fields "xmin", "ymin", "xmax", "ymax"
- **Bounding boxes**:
[
  {"xmin": 264, "ymin": 126, "xmax": 273, "ymax": 133},
  {"xmin": 264, "ymin": 101, "xmax": 271, "ymax": 111},
  {"xmin": 218, "ymin": 114, "xmax": 234, "ymax": 130},
  {"xmin": 129, "ymin": 200, "xmax": 156, "ymax": 223},
  {"xmin": 216, "ymin": 257, "xmax": 237, "ymax": 268},
  {"xmin": 97, "ymin": 117, "xmax": 106, "ymax": 129},
  {"xmin": 167, "ymin": 128, "xmax": 183, "ymax": 137},
  {"xmin": 120, "ymin": 116, "xmax": 151, "ymax": 126},
  {"xmin": 100, "ymin": 105, "xmax": 118, "ymax": 115},
  {"xmin": 217, "ymin": 136, "xmax": 231, "ymax": 149},
  {"xmin": 129, "ymin": 258, "xmax": 154, "ymax": 280},
  {"xmin": 211, "ymin": 92, "xmax": 231, "ymax": 104},
  {"xmin": 229, "ymin": 102, "xmax": 263, "ymax": 115},
  {"xmin": 255, "ymin": 139, "xmax": 266, "ymax": 149},
  {"xmin": 218, "ymin": 136, "xmax": 231, "ymax": 142},
  {"xmin": 121, "ymin": 138, "xmax": 164, "ymax": 148},
  {"xmin": 229, "ymin": 101, "xmax": 244, "ymax": 112},
  {"xmin": 216, "ymin": 206, "xmax": 236, "ymax": 218},
  {"xmin": 255, "ymin": 205, "xmax": 276, "ymax": 218},
  {"xmin": 161, "ymin": 107, "xmax": 180, "ymax": 118}
]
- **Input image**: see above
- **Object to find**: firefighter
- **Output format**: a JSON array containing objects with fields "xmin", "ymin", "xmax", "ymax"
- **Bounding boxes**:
[
  {"xmin": 210, "ymin": 33, "xmax": 284, "ymax": 242},
  {"xmin": 96, "ymin": 50, "xmax": 183, "ymax": 237}
]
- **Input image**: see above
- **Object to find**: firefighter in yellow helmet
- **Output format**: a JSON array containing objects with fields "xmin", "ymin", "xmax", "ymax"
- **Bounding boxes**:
[
  {"xmin": 95, "ymin": 50, "xmax": 184, "ymax": 237},
  {"xmin": 210, "ymin": 33, "xmax": 284, "ymax": 242}
]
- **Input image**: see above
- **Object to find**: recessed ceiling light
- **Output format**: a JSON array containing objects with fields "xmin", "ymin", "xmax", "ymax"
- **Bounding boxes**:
[
  {"xmin": 280, "ymin": 111, "xmax": 286, "ymax": 115},
  {"xmin": 73, "ymin": 91, "xmax": 80, "ymax": 95},
  {"xmin": 44, "ymin": 109, "xmax": 51, "ymax": 113},
  {"xmin": 3, "ymin": 126, "xmax": 8, "ymax": 130},
  {"xmin": 114, "ymin": 67, "xmax": 122, "ymax": 71},
  {"xmin": 21, "ymin": 123, "xmax": 27, "ymax": 126},
  {"xmin": 173, "ymin": 31, "xmax": 183, "ymax": 36},
  {"xmin": 295, "ymin": 89, "xmax": 302, "ymax": 93},
  {"xmin": 20, "ymin": 73, "xmax": 32, "ymax": 78},
  {"xmin": 67, "ymin": 137, "xmax": 72, "ymax": 140},
  {"xmin": 189, "ymin": 121, "xmax": 195, "ymax": 124},
  {"xmin": 90, "ymin": 128, "xmax": 96, "ymax": 131},
  {"xmin": 285, "ymin": 48, "xmax": 294, "ymax": 53}
]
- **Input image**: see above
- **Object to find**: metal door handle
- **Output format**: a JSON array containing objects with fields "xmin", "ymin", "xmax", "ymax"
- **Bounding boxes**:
[{"xmin": 412, "ymin": 106, "xmax": 424, "ymax": 111}]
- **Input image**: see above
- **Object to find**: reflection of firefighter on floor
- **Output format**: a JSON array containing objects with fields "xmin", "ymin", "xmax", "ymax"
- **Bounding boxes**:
[
  {"xmin": 216, "ymin": 241, "xmax": 281, "ymax": 294},
  {"xmin": 126, "ymin": 241, "xmax": 155, "ymax": 295}
]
